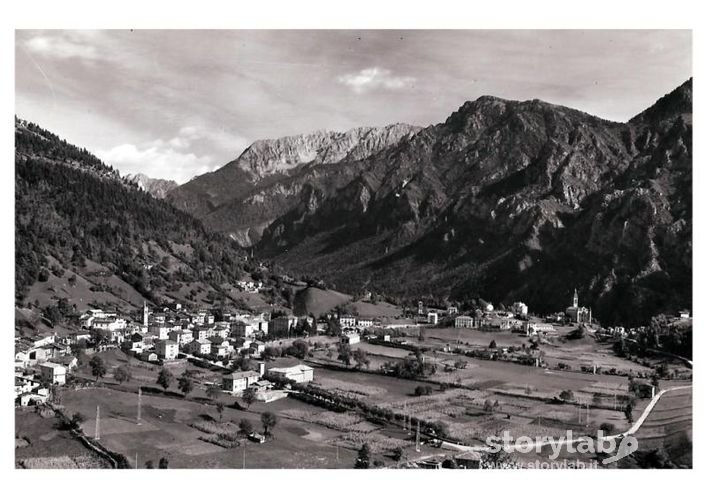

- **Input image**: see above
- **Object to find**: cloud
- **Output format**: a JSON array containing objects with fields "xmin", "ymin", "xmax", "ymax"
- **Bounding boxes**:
[
  {"xmin": 22, "ymin": 31, "xmax": 104, "ymax": 60},
  {"xmin": 337, "ymin": 67, "xmax": 416, "ymax": 93},
  {"xmin": 96, "ymin": 125, "xmax": 251, "ymax": 184},
  {"xmin": 97, "ymin": 142, "xmax": 217, "ymax": 184}
]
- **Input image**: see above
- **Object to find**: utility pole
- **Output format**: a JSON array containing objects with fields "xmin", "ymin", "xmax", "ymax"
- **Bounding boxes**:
[
  {"xmin": 415, "ymin": 421, "xmax": 420, "ymax": 452},
  {"xmin": 242, "ymin": 444, "xmax": 246, "ymax": 469},
  {"xmin": 95, "ymin": 405, "xmax": 101, "ymax": 440},
  {"xmin": 137, "ymin": 387, "xmax": 142, "ymax": 425},
  {"xmin": 135, "ymin": 452, "xmax": 138, "ymax": 469}
]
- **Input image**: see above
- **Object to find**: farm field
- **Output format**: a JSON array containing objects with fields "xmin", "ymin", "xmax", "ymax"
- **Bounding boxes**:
[
  {"xmin": 421, "ymin": 327, "xmax": 652, "ymax": 374},
  {"xmin": 15, "ymin": 408, "xmax": 111, "ymax": 469},
  {"xmin": 60, "ymin": 387, "xmax": 363, "ymax": 468},
  {"xmin": 631, "ymin": 386, "xmax": 692, "ymax": 466}
]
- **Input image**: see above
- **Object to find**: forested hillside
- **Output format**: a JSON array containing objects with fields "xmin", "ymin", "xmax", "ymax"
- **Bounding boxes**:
[{"xmin": 15, "ymin": 119, "xmax": 253, "ymax": 311}]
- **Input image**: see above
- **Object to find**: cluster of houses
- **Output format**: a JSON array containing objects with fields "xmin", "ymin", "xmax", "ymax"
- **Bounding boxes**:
[
  {"xmin": 15, "ymin": 332, "xmax": 76, "ymax": 406},
  {"xmin": 450, "ymin": 291, "xmax": 599, "ymax": 337}
]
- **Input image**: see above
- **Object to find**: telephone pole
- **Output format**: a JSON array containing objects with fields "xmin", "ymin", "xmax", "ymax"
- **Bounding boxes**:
[
  {"xmin": 95, "ymin": 405, "xmax": 101, "ymax": 440},
  {"xmin": 137, "ymin": 387, "xmax": 142, "ymax": 425},
  {"xmin": 415, "ymin": 421, "xmax": 420, "ymax": 452}
]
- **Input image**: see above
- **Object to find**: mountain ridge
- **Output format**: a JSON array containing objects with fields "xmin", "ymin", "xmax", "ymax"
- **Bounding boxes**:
[{"xmin": 174, "ymin": 80, "xmax": 690, "ymax": 325}]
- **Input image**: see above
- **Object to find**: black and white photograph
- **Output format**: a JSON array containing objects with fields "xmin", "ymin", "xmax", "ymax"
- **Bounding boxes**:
[{"xmin": 3, "ymin": 1, "xmax": 700, "ymax": 488}]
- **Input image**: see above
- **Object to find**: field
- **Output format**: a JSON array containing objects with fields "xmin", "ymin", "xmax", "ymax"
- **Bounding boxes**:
[
  {"xmin": 310, "ymin": 352, "xmax": 635, "ymax": 447},
  {"xmin": 418, "ymin": 327, "xmax": 652, "ymax": 374},
  {"xmin": 15, "ymin": 408, "xmax": 111, "ymax": 468},
  {"xmin": 59, "ymin": 386, "xmax": 365, "ymax": 468},
  {"xmin": 631, "ymin": 386, "xmax": 692, "ymax": 466}
]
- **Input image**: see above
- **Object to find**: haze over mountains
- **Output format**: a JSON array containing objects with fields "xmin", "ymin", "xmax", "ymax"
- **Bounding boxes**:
[{"xmin": 169, "ymin": 79, "xmax": 693, "ymax": 326}]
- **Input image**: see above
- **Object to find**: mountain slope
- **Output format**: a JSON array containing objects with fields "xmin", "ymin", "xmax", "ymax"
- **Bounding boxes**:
[
  {"xmin": 15, "ymin": 119, "xmax": 254, "ymax": 312},
  {"xmin": 124, "ymin": 173, "xmax": 179, "ymax": 199},
  {"xmin": 168, "ymin": 80, "xmax": 691, "ymax": 326},
  {"xmin": 167, "ymin": 124, "xmax": 421, "ymax": 245}
]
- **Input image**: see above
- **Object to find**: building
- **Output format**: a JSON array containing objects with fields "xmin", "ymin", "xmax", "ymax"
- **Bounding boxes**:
[
  {"xmin": 565, "ymin": 289, "xmax": 592, "ymax": 324},
  {"xmin": 447, "ymin": 306, "xmax": 459, "ymax": 315},
  {"xmin": 342, "ymin": 333, "xmax": 360, "ymax": 345},
  {"xmin": 267, "ymin": 363, "xmax": 314, "ymax": 384},
  {"xmin": 185, "ymin": 339, "xmax": 212, "ymax": 356},
  {"xmin": 141, "ymin": 352, "xmax": 158, "ymax": 362},
  {"xmin": 156, "ymin": 340, "xmax": 179, "ymax": 360},
  {"xmin": 338, "ymin": 316, "xmax": 356, "ymax": 328},
  {"xmin": 39, "ymin": 362, "xmax": 67, "ymax": 385},
  {"xmin": 222, "ymin": 370, "xmax": 260, "ymax": 393},
  {"xmin": 232, "ymin": 321, "xmax": 255, "ymax": 338},
  {"xmin": 357, "ymin": 318, "xmax": 373, "ymax": 329},
  {"xmin": 168, "ymin": 329, "xmax": 193, "ymax": 346},
  {"xmin": 269, "ymin": 316, "xmax": 298, "ymax": 336},
  {"xmin": 427, "ymin": 312, "xmax": 439, "ymax": 325},
  {"xmin": 454, "ymin": 315, "xmax": 476, "ymax": 328},
  {"xmin": 92, "ymin": 317, "xmax": 128, "ymax": 332},
  {"xmin": 512, "ymin": 302, "xmax": 529, "ymax": 318},
  {"xmin": 143, "ymin": 302, "xmax": 149, "ymax": 328},
  {"xmin": 148, "ymin": 324, "xmax": 170, "ymax": 340},
  {"xmin": 524, "ymin": 322, "xmax": 556, "ymax": 336}
]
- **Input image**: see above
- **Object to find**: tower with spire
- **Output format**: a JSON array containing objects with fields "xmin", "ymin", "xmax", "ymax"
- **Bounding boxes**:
[
  {"xmin": 573, "ymin": 288, "xmax": 579, "ymax": 308},
  {"xmin": 143, "ymin": 301, "xmax": 149, "ymax": 329}
]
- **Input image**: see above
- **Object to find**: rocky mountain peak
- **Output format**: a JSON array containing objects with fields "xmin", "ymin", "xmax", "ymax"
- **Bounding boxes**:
[
  {"xmin": 235, "ymin": 123, "xmax": 421, "ymax": 179},
  {"xmin": 124, "ymin": 173, "xmax": 179, "ymax": 199},
  {"xmin": 630, "ymin": 78, "xmax": 693, "ymax": 125}
]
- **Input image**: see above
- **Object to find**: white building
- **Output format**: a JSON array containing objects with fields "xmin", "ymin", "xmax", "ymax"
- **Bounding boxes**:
[
  {"xmin": 512, "ymin": 302, "xmax": 529, "ymax": 318},
  {"xmin": 156, "ymin": 340, "xmax": 179, "ymax": 360},
  {"xmin": 267, "ymin": 363, "xmax": 314, "ymax": 384},
  {"xmin": 427, "ymin": 312, "xmax": 439, "ymax": 325},
  {"xmin": 339, "ymin": 316, "xmax": 356, "ymax": 328},
  {"xmin": 454, "ymin": 315, "xmax": 477, "ymax": 328},
  {"xmin": 39, "ymin": 362, "xmax": 67, "ymax": 385},
  {"xmin": 357, "ymin": 318, "xmax": 373, "ymax": 328},
  {"xmin": 342, "ymin": 333, "xmax": 360, "ymax": 345},
  {"xmin": 222, "ymin": 371, "xmax": 260, "ymax": 393}
]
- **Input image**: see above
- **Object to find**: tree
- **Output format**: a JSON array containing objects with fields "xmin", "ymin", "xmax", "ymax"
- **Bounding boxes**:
[
  {"xmin": 559, "ymin": 390, "xmax": 575, "ymax": 402},
  {"xmin": 89, "ymin": 356, "xmax": 106, "ymax": 380},
  {"xmin": 391, "ymin": 446, "xmax": 404, "ymax": 462},
  {"xmin": 216, "ymin": 401, "xmax": 225, "ymax": 422},
  {"xmin": 113, "ymin": 365, "xmax": 132, "ymax": 385},
  {"xmin": 158, "ymin": 457, "xmax": 169, "ymax": 469},
  {"xmin": 239, "ymin": 419, "xmax": 254, "ymax": 435},
  {"xmin": 287, "ymin": 339, "xmax": 309, "ymax": 359},
  {"xmin": 625, "ymin": 402, "xmax": 634, "ymax": 424},
  {"xmin": 414, "ymin": 385, "xmax": 433, "ymax": 396},
  {"xmin": 355, "ymin": 443, "xmax": 371, "ymax": 469},
  {"xmin": 69, "ymin": 412, "xmax": 86, "ymax": 430},
  {"xmin": 261, "ymin": 411, "xmax": 277, "ymax": 436},
  {"xmin": 489, "ymin": 339, "xmax": 497, "ymax": 349},
  {"xmin": 599, "ymin": 422, "xmax": 616, "ymax": 434},
  {"xmin": 242, "ymin": 387, "xmax": 256, "ymax": 409},
  {"xmin": 337, "ymin": 343, "xmax": 352, "ymax": 367},
  {"xmin": 352, "ymin": 349, "xmax": 370, "ymax": 370},
  {"xmin": 145, "ymin": 460, "xmax": 154, "ymax": 469},
  {"xmin": 157, "ymin": 368, "xmax": 174, "ymax": 391},
  {"xmin": 484, "ymin": 399, "xmax": 495, "ymax": 413},
  {"xmin": 178, "ymin": 373, "xmax": 194, "ymax": 397}
]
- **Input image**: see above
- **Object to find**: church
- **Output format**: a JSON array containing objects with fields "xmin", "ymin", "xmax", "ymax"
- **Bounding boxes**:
[{"xmin": 565, "ymin": 289, "xmax": 592, "ymax": 324}]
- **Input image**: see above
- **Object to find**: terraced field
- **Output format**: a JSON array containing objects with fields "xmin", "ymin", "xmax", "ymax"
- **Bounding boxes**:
[{"xmin": 632, "ymin": 386, "xmax": 692, "ymax": 466}]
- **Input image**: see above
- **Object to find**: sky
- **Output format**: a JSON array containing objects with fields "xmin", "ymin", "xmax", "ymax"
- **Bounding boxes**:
[{"xmin": 15, "ymin": 30, "xmax": 692, "ymax": 184}]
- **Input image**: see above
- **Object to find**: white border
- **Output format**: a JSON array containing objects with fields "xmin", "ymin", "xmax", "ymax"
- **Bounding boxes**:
[{"xmin": 1, "ymin": 1, "xmax": 701, "ymax": 497}]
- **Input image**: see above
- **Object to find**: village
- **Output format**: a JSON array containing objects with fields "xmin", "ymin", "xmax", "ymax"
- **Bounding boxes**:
[{"xmin": 15, "ymin": 284, "xmax": 693, "ymax": 469}]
